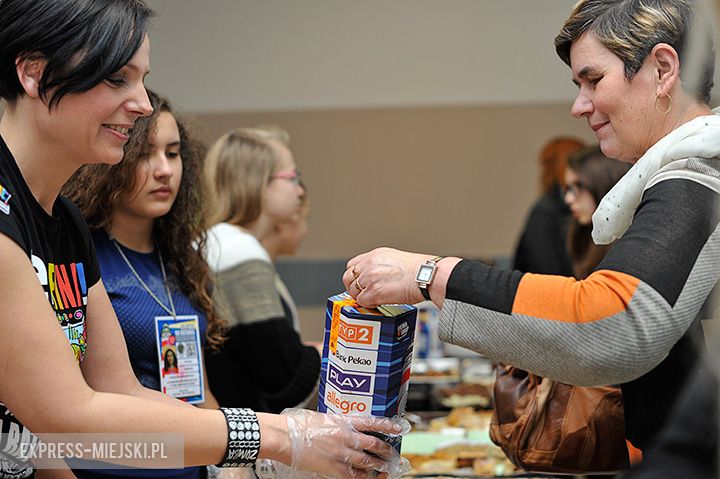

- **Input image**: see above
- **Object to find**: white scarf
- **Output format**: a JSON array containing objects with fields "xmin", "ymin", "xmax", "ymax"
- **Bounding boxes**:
[{"xmin": 592, "ymin": 107, "xmax": 720, "ymax": 245}]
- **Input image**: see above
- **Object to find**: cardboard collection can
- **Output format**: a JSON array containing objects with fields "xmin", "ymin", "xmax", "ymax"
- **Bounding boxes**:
[{"xmin": 317, "ymin": 292, "xmax": 417, "ymax": 451}]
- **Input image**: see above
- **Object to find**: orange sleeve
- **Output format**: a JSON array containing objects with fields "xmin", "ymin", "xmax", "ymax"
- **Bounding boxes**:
[
  {"xmin": 626, "ymin": 440, "xmax": 643, "ymax": 465},
  {"xmin": 512, "ymin": 269, "xmax": 641, "ymax": 323}
]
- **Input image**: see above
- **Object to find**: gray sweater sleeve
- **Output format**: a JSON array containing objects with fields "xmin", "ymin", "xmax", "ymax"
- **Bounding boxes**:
[
  {"xmin": 214, "ymin": 259, "xmax": 285, "ymax": 328},
  {"xmin": 440, "ymin": 174, "xmax": 720, "ymax": 386}
]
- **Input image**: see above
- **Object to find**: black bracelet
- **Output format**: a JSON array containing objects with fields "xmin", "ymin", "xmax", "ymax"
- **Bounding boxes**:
[{"xmin": 217, "ymin": 407, "xmax": 261, "ymax": 468}]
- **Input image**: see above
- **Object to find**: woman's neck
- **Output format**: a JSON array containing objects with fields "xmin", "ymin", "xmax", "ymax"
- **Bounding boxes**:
[
  {"xmin": 108, "ymin": 213, "xmax": 155, "ymax": 253},
  {"xmin": 242, "ymin": 214, "xmax": 274, "ymax": 243},
  {"xmin": 662, "ymin": 101, "xmax": 713, "ymax": 141},
  {"xmin": 0, "ymin": 105, "xmax": 78, "ymax": 214},
  {"xmin": 261, "ymin": 234, "xmax": 280, "ymax": 262}
]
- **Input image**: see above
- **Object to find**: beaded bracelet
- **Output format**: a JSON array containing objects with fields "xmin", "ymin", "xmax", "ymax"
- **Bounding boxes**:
[{"xmin": 217, "ymin": 407, "xmax": 261, "ymax": 468}]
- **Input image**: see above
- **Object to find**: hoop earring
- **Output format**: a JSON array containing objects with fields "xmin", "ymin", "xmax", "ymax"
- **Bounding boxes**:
[{"xmin": 654, "ymin": 92, "xmax": 672, "ymax": 114}]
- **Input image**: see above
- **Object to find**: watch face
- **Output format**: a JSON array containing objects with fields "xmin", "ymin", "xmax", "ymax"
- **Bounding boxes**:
[{"xmin": 416, "ymin": 264, "xmax": 435, "ymax": 283}]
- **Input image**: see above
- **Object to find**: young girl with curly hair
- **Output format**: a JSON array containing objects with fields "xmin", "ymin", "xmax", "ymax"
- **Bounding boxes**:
[{"xmin": 64, "ymin": 89, "xmax": 224, "ymax": 478}]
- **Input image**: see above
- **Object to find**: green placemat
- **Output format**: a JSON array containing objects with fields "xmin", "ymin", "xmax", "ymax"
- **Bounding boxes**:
[{"xmin": 402, "ymin": 430, "xmax": 493, "ymax": 455}]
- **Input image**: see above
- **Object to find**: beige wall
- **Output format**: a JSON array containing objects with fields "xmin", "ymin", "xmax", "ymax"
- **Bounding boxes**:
[
  {"xmin": 145, "ymin": 0, "xmax": 582, "ymax": 113},
  {"xmin": 144, "ymin": 0, "xmax": 719, "ymax": 114},
  {"xmin": 193, "ymin": 102, "xmax": 595, "ymax": 260}
]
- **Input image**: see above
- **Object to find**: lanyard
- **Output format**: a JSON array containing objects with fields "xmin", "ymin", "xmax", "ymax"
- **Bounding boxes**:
[{"xmin": 112, "ymin": 239, "xmax": 177, "ymax": 317}]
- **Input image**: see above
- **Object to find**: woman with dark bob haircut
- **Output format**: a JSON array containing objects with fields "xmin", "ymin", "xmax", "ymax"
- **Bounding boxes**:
[
  {"xmin": 343, "ymin": 0, "xmax": 720, "ymax": 467},
  {"xmin": 0, "ymin": 1, "xmax": 407, "ymax": 478}
]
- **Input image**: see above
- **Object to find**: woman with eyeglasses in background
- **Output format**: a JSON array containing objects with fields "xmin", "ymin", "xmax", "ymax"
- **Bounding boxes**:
[
  {"xmin": 202, "ymin": 128, "xmax": 322, "ymax": 414},
  {"xmin": 513, "ymin": 137, "xmax": 585, "ymax": 277},
  {"xmin": 563, "ymin": 146, "xmax": 631, "ymax": 279}
]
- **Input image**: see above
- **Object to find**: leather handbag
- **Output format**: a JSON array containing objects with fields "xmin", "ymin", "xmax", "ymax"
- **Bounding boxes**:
[{"xmin": 489, "ymin": 364, "xmax": 630, "ymax": 474}]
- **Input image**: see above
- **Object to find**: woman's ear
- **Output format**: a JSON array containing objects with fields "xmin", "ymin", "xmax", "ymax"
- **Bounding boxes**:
[
  {"xmin": 15, "ymin": 55, "xmax": 47, "ymax": 99},
  {"xmin": 650, "ymin": 43, "xmax": 680, "ymax": 96}
]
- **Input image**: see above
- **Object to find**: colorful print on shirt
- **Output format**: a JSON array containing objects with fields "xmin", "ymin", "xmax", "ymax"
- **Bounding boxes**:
[
  {"xmin": 0, "ymin": 184, "xmax": 11, "ymax": 215},
  {"xmin": 31, "ymin": 254, "xmax": 89, "ymax": 363}
]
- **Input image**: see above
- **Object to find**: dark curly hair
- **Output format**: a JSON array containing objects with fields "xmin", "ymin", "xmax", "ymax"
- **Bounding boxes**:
[{"xmin": 63, "ymin": 89, "xmax": 225, "ymax": 348}]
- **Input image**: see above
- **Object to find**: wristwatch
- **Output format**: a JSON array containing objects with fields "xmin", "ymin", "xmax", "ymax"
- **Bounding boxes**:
[{"xmin": 415, "ymin": 256, "xmax": 444, "ymax": 301}]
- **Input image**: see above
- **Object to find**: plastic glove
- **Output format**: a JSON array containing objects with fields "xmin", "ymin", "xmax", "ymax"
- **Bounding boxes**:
[
  {"xmin": 256, "ymin": 409, "xmax": 411, "ymax": 479},
  {"xmin": 206, "ymin": 465, "xmax": 257, "ymax": 479}
]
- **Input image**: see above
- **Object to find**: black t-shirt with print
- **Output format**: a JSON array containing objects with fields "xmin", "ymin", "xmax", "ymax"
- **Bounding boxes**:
[{"xmin": 0, "ymin": 135, "xmax": 100, "ymax": 477}]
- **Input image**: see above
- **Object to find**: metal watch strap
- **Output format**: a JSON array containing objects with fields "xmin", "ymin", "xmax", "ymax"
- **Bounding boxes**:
[{"xmin": 419, "ymin": 256, "xmax": 444, "ymax": 301}]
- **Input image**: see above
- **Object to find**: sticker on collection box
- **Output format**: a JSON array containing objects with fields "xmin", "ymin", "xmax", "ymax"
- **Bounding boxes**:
[{"xmin": 329, "ymin": 342, "xmax": 378, "ymax": 373}]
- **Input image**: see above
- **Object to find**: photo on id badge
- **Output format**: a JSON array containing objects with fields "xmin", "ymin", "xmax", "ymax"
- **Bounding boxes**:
[{"xmin": 155, "ymin": 315, "xmax": 205, "ymax": 404}]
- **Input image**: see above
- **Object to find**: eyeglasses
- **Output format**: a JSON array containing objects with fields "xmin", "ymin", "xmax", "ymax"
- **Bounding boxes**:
[
  {"xmin": 271, "ymin": 169, "xmax": 301, "ymax": 185},
  {"xmin": 562, "ymin": 182, "xmax": 586, "ymax": 198}
]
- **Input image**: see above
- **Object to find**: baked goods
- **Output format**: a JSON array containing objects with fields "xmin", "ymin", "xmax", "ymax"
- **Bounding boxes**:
[
  {"xmin": 439, "ymin": 382, "xmax": 493, "ymax": 408},
  {"xmin": 429, "ymin": 407, "xmax": 493, "ymax": 431},
  {"xmin": 403, "ymin": 408, "xmax": 517, "ymax": 476},
  {"xmin": 404, "ymin": 441, "xmax": 516, "ymax": 476}
]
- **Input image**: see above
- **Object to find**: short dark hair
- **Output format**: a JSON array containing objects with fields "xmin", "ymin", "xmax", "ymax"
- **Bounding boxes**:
[
  {"xmin": 555, "ymin": 0, "xmax": 715, "ymax": 105},
  {"xmin": 0, "ymin": 0, "xmax": 155, "ymax": 109}
]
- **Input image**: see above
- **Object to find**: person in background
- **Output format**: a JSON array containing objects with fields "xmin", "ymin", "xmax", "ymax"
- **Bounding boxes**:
[
  {"xmin": 251, "ymin": 125, "xmax": 310, "ymax": 333},
  {"xmin": 513, "ymin": 137, "xmax": 585, "ymax": 275},
  {"xmin": 0, "ymin": 0, "xmax": 407, "ymax": 477},
  {"xmin": 262, "ymin": 184, "xmax": 311, "ymax": 333},
  {"xmin": 203, "ymin": 128, "xmax": 322, "ymax": 414},
  {"xmin": 261, "ymin": 180, "xmax": 321, "ymax": 411},
  {"xmin": 343, "ymin": 0, "xmax": 720, "ymax": 461},
  {"xmin": 563, "ymin": 145, "xmax": 631, "ymax": 279}
]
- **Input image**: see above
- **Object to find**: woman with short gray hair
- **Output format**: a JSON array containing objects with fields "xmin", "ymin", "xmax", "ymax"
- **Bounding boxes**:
[{"xmin": 344, "ymin": 0, "xmax": 720, "ymax": 459}]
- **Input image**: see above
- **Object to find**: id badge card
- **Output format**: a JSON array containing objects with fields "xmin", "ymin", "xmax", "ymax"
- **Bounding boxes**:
[{"xmin": 155, "ymin": 315, "xmax": 205, "ymax": 404}]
